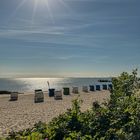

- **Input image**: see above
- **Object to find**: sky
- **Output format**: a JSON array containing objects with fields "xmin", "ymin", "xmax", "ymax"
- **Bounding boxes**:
[{"xmin": 0, "ymin": 0, "xmax": 140, "ymax": 78}]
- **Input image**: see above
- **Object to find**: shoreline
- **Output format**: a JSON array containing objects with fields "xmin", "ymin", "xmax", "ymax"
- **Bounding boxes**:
[{"xmin": 0, "ymin": 90, "xmax": 110, "ymax": 137}]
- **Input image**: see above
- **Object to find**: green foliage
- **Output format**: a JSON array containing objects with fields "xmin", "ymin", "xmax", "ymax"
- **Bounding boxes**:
[
  {"xmin": 1, "ymin": 69, "xmax": 140, "ymax": 140},
  {"xmin": 110, "ymin": 69, "xmax": 139, "ymax": 101}
]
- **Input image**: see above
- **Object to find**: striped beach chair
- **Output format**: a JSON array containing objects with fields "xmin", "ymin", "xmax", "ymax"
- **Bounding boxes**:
[
  {"xmin": 72, "ymin": 87, "xmax": 79, "ymax": 94},
  {"xmin": 54, "ymin": 90, "xmax": 62, "ymax": 100},
  {"xmin": 82, "ymin": 86, "xmax": 88, "ymax": 92},
  {"xmin": 10, "ymin": 92, "xmax": 18, "ymax": 101},
  {"xmin": 34, "ymin": 89, "xmax": 44, "ymax": 103}
]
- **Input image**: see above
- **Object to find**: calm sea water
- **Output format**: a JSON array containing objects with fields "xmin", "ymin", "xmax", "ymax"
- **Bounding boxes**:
[{"xmin": 0, "ymin": 78, "xmax": 112, "ymax": 92}]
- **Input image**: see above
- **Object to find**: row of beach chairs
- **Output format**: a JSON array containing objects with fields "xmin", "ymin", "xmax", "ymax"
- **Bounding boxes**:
[
  {"xmin": 9, "ymin": 84, "xmax": 113, "ymax": 103},
  {"xmin": 35, "ymin": 84, "xmax": 113, "ymax": 103}
]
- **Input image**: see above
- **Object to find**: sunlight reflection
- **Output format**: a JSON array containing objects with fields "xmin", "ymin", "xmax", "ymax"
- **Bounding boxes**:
[
  {"xmin": 31, "ymin": 0, "xmax": 38, "ymax": 25},
  {"xmin": 58, "ymin": 0, "xmax": 72, "ymax": 13},
  {"xmin": 43, "ymin": 0, "xmax": 55, "ymax": 24},
  {"xmin": 8, "ymin": 0, "xmax": 72, "ymax": 26},
  {"xmin": 8, "ymin": 0, "xmax": 27, "ymax": 22}
]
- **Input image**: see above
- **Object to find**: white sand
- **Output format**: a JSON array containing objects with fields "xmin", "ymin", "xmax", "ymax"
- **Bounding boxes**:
[{"xmin": 0, "ymin": 91, "xmax": 110, "ymax": 137}]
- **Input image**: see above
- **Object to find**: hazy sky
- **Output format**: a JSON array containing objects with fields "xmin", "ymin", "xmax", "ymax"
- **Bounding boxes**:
[{"xmin": 0, "ymin": 0, "xmax": 140, "ymax": 77}]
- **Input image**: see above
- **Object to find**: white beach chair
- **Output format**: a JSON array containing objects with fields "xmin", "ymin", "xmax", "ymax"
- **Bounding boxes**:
[
  {"xmin": 10, "ymin": 92, "xmax": 18, "ymax": 101},
  {"xmin": 34, "ymin": 89, "xmax": 44, "ymax": 103},
  {"xmin": 72, "ymin": 87, "xmax": 79, "ymax": 94},
  {"xmin": 54, "ymin": 90, "xmax": 62, "ymax": 100},
  {"xmin": 82, "ymin": 86, "xmax": 88, "ymax": 92}
]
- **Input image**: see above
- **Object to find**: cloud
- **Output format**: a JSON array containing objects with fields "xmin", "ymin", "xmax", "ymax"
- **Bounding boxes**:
[
  {"xmin": 51, "ymin": 54, "xmax": 88, "ymax": 60},
  {"xmin": 0, "ymin": 28, "xmax": 63, "ymax": 37}
]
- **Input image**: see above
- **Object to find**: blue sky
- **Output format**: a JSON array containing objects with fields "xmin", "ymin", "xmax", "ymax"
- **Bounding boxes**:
[{"xmin": 0, "ymin": 0, "xmax": 140, "ymax": 77}]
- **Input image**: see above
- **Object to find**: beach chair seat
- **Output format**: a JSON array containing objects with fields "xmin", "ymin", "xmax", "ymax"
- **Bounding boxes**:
[
  {"xmin": 54, "ymin": 90, "xmax": 62, "ymax": 100},
  {"xmin": 72, "ymin": 87, "xmax": 79, "ymax": 94},
  {"xmin": 82, "ymin": 86, "xmax": 88, "ymax": 92},
  {"xmin": 10, "ymin": 92, "xmax": 18, "ymax": 101},
  {"xmin": 63, "ymin": 87, "xmax": 70, "ymax": 95},
  {"xmin": 34, "ymin": 89, "xmax": 44, "ymax": 103}
]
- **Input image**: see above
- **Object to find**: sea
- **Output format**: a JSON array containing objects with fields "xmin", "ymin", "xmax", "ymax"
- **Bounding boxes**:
[{"xmin": 0, "ymin": 78, "xmax": 112, "ymax": 93}]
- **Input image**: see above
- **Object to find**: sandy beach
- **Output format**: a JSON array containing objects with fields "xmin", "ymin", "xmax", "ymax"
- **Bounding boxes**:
[{"xmin": 0, "ymin": 91, "xmax": 110, "ymax": 137}]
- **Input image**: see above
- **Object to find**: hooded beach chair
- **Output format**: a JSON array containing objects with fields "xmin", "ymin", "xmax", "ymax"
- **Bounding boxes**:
[
  {"xmin": 10, "ymin": 92, "xmax": 18, "ymax": 101},
  {"xmin": 96, "ymin": 85, "xmax": 101, "ymax": 91},
  {"xmin": 48, "ymin": 88, "xmax": 55, "ymax": 97},
  {"xmin": 108, "ymin": 84, "xmax": 113, "ymax": 90},
  {"xmin": 63, "ymin": 87, "xmax": 70, "ymax": 95},
  {"xmin": 89, "ymin": 85, "xmax": 95, "ymax": 91},
  {"xmin": 82, "ymin": 86, "xmax": 88, "ymax": 92},
  {"xmin": 34, "ymin": 89, "xmax": 44, "ymax": 103},
  {"xmin": 102, "ymin": 84, "xmax": 108, "ymax": 90},
  {"xmin": 54, "ymin": 90, "xmax": 62, "ymax": 100},
  {"xmin": 72, "ymin": 87, "xmax": 79, "ymax": 94}
]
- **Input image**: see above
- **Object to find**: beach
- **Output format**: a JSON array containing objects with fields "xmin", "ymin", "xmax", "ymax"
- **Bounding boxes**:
[{"xmin": 0, "ymin": 90, "xmax": 110, "ymax": 137}]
